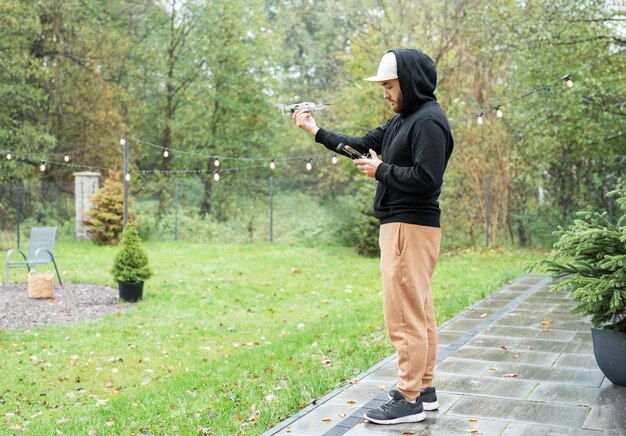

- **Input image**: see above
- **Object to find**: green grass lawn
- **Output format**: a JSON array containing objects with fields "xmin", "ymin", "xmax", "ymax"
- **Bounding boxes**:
[{"xmin": 0, "ymin": 242, "xmax": 544, "ymax": 434}]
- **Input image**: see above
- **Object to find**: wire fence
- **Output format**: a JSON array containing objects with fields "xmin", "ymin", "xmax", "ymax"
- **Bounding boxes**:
[{"xmin": 0, "ymin": 174, "xmax": 360, "ymax": 249}]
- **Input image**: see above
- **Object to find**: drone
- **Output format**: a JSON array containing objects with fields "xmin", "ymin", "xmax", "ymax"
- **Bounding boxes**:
[{"xmin": 275, "ymin": 102, "xmax": 330, "ymax": 115}]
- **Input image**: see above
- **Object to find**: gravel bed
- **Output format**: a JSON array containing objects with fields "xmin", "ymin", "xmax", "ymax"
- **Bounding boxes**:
[{"xmin": 1, "ymin": 282, "xmax": 124, "ymax": 331}]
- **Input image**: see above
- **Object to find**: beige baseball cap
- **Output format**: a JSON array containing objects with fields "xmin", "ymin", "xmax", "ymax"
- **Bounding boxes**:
[{"xmin": 363, "ymin": 51, "xmax": 398, "ymax": 82}]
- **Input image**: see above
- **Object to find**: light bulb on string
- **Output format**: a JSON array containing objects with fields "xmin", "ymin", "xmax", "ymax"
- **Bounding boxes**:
[
  {"xmin": 331, "ymin": 154, "xmax": 338, "ymax": 164},
  {"xmin": 213, "ymin": 171, "xmax": 220, "ymax": 182},
  {"xmin": 120, "ymin": 136, "xmax": 126, "ymax": 146},
  {"xmin": 214, "ymin": 157, "xmax": 220, "ymax": 167},
  {"xmin": 39, "ymin": 161, "xmax": 47, "ymax": 172},
  {"xmin": 6, "ymin": 152, "xmax": 11, "ymax": 160},
  {"xmin": 496, "ymin": 107, "xmax": 503, "ymax": 118},
  {"xmin": 64, "ymin": 154, "xmax": 70, "ymax": 162},
  {"xmin": 305, "ymin": 160, "xmax": 312, "ymax": 171},
  {"xmin": 163, "ymin": 148, "xmax": 170, "ymax": 158},
  {"xmin": 125, "ymin": 171, "xmax": 131, "ymax": 181},
  {"xmin": 270, "ymin": 159, "xmax": 276, "ymax": 170},
  {"xmin": 477, "ymin": 113, "xmax": 484, "ymax": 125}
]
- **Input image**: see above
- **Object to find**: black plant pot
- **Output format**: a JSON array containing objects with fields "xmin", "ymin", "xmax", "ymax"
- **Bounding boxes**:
[
  {"xmin": 591, "ymin": 327, "xmax": 626, "ymax": 387},
  {"xmin": 118, "ymin": 281, "xmax": 144, "ymax": 302}
]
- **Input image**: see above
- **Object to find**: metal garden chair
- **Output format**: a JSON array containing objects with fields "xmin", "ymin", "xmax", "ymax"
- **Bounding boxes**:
[{"xmin": 5, "ymin": 226, "xmax": 63, "ymax": 289}]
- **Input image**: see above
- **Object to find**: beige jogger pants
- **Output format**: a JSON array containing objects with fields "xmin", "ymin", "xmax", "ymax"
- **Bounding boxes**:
[{"xmin": 379, "ymin": 222, "xmax": 441, "ymax": 401}]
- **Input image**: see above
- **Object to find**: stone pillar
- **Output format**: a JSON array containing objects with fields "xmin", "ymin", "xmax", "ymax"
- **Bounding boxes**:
[{"xmin": 73, "ymin": 172, "xmax": 101, "ymax": 239}]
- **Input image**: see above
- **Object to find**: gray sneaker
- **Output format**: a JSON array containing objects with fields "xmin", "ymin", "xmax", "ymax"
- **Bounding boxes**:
[
  {"xmin": 364, "ymin": 395, "xmax": 425, "ymax": 425},
  {"xmin": 388, "ymin": 387, "xmax": 439, "ymax": 411}
]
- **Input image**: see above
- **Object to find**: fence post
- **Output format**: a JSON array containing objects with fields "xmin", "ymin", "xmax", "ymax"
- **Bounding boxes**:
[
  {"xmin": 15, "ymin": 181, "xmax": 21, "ymax": 248},
  {"xmin": 269, "ymin": 176, "xmax": 273, "ymax": 243},
  {"xmin": 122, "ymin": 135, "xmax": 129, "ymax": 229},
  {"xmin": 486, "ymin": 175, "xmax": 491, "ymax": 248},
  {"xmin": 174, "ymin": 177, "xmax": 179, "ymax": 240}
]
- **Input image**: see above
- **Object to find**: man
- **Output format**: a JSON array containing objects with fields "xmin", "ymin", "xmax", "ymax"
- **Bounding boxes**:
[{"xmin": 293, "ymin": 48, "xmax": 454, "ymax": 425}]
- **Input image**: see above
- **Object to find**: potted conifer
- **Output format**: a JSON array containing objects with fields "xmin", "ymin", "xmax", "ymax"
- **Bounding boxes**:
[
  {"xmin": 112, "ymin": 225, "xmax": 152, "ymax": 302},
  {"xmin": 531, "ymin": 190, "xmax": 626, "ymax": 386}
]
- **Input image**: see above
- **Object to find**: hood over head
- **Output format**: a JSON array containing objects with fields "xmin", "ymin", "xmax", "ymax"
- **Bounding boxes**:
[{"xmin": 389, "ymin": 48, "xmax": 437, "ymax": 113}]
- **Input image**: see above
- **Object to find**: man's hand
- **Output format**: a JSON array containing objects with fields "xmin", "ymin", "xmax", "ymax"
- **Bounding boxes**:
[
  {"xmin": 292, "ymin": 109, "xmax": 320, "ymax": 136},
  {"xmin": 354, "ymin": 149, "xmax": 382, "ymax": 178}
]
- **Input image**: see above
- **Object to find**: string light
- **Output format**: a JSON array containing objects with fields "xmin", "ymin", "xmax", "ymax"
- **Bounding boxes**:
[
  {"xmin": 125, "ymin": 171, "xmax": 131, "ymax": 181},
  {"xmin": 270, "ymin": 159, "xmax": 276, "ymax": 170},
  {"xmin": 477, "ymin": 113, "xmax": 484, "ymax": 125},
  {"xmin": 331, "ymin": 154, "xmax": 338, "ymax": 164},
  {"xmin": 305, "ymin": 160, "xmax": 312, "ymax": 171},
  {"xmin": 214, "ymin": 157, "xmax": 220, "ymax": 167},
  {"xmin": 64, "ymin": 154, "xmax": 70, "ymax": 162},
  {"xmin": 163, "ymin": 148, "xmax": 170, "ymax": 158},
  {"xmin": 562, "ymin": 74, "xmax": 574, "ymax": 88},
  {"xmin": 496, "ymin": 107, "xmax": 503, "ymax": 118},
  {"xmin": 6, "ymin": 152, "xmax": 11, "ymax": 160},
  {"xmin": 120, "ymin": 136, "xmax": 126, "ymax": 146},
  {"xmin": 213, "ymin": 170, "xmax": 220, "ymax": 181},
  {"xmin": 39, "ymin": 161, "xmax": 47, "ymax": 172}
]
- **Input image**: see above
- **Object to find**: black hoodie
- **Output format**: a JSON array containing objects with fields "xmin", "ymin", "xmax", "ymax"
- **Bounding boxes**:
[{"xmin": 315, "ymin": 48, "xmax": 454, "ymax": 227}]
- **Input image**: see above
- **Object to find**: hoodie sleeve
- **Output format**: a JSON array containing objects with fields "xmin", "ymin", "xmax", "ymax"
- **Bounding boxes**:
[
  {"xmin": 315, "ymin": 122, "xmax": 387, "ymax": 158},
  {"xmin": 374, "ymin": 119, "xmax": 448, "ymax": 194}
]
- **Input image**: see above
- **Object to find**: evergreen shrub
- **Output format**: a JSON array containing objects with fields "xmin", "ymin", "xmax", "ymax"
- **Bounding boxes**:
[
  {"xmin": 83, "ymin": 173, "xmax": 125, "ymax": 245},
  {"xmin": 531, "ymin": 190, "xmax": 626, "ymax": 332},
  {"xmin": 111, "ymin": 225, "xmax": 152, "ymax": 284}
]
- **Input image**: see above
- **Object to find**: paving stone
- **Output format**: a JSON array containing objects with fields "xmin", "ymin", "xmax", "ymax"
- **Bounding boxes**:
[
  {"xmin": 447, "ymin": 395, "xmax": 589, "ymax": 427},
  {"xmin": 270, "ymin": 402, "xmax": 355, "ymax": 436},
  {"xmin": 459, "ymin": 307, "xmax": 499, "ymax": 320},
  {"xmin": 434, "ymin": 372, "xmax": 536, "ymax": 399},
  {"xmin": 574, "ymin": 330, "xmax": 593, "ymax": 341},
  {"xmin": 436, "ymin": 358, "xmax": 496, "ymax": 376},
  {"xmin": 528, "ymin": 382, "xmax": 602, "ymax": 406},
  {"xmin": 494, "ymin": 315, "xmax": 588, "ymax": 331},
  {"xmin": 481, "ymin": 362, "xmax": 605, "ymax": 387},
  {"xmin": 553, "ymin": 353, "xmax": 598, "ymax": 369},
  {"xmin": 561, "ymin": 340, "xmax": 594, "ymax": 354},
  {"xmin": 582, "ymin": 385, "xmax": 626, "ymax": 432},
  {"xmin": 454, "ymin": 345, "xmax": 559, "ymax": 365},
  {"xmin": 471, "ymin": 300, "xmax": 511, "ymax": 311},
  {"xmin": 483, "ymin": 325, "xmax": 577, "ymax": 341},
  {"xmin": 468, "ymin": 335, "xmax": 592, "ymax": 354},
  {"xmin": 326, "ymin": 380, "xmax": 388, "ymax": 408},
  {"xmin": 368, "ymin": 360, "xmax": 398, "ymax": 378},
  {"xmin": 502, "ymin": 422, "xmax": 604, "ymax": 435},
  {"xmin": 342, "ymin": 414, "xmax": 507, "ymax": 436},
  {"xmin": 444, "ymin": 318, "xmax": 485, "ymax": 332},
  {"xmin": 438, "ymin": 330, "xmax": 467, "ymax": 346}
]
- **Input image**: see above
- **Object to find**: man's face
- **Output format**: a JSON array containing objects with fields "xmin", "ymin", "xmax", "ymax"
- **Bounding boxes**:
[{"xmin": 381, "ymin": 79, "xmax": 403, "ymax": 113}]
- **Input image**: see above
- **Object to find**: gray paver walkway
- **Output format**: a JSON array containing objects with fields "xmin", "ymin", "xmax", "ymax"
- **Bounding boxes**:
[{"xmin": 262, "ymin": 274, "xmax": 626, "ymax": 435}]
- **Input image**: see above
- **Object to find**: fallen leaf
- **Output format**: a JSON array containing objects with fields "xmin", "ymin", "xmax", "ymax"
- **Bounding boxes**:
[
  {"xmin": 403, "ymin": 432, "xmax": 416, "ymax": 435},
  {"xmin": 322, "ymin": 417, "xmax": 332, "ymax": 422},
  {"xmin": 468, "ymin": 418, "xmax": 477, "ymax": 422},
  {"xmin": 504, "ymin": 373, "xmax": 518, "ymax": 378},
  {"xmin": 292, "ymin": 268, "xmax": 301, "ymax": 274},
  {"xmin": 285, "ymin": 427, "xmax": 292, "ymax": 433},
  {"xmin": 489, "ymin": 367, "xmax": 497, "ymax": 371},
  {"xmin": 500, "ymin": 345, "xmax": 508, "ymax": 351},
  {"xmin": 480, "ymin": 313, "xmax": 488, "ymax": 318},
  {"xmin": 467, "ymin": 430, "xmax": 479, "ymax": 434},
  {"xmin": 338, "ymin": 412, "xmax": 347, "ymax": 418},
  {"xmin": 378, "ymin": 384, "xmax": 386, "ymax": 390},
  {"xmin": 347, "ymin": 400, "xmax": 357, "ymax": 405}
]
